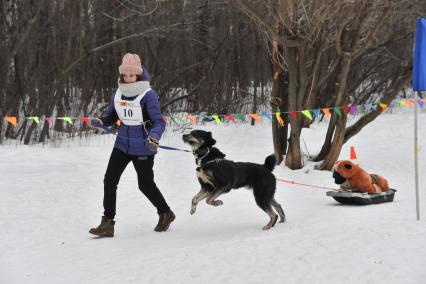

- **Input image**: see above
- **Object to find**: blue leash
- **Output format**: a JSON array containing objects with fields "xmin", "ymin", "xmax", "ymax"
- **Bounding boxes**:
[{"xmin": 95, "ymin": 125, "xmax": 191, "ymax": 153}]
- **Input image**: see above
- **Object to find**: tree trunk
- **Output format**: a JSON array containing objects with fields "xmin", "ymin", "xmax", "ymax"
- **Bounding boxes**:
[
  {"xmin": 285, "ymin": 46, "xmax": 303, "ymax": 169},
  {"xmin": 318, "ymin": 52, "xmax": 352, "ymax": 170},
  {"xmin": 271, "ymin": 41, "xmax": 288, "ymax": 165},
  {"xmin": 318, "ymin": 114, "xmax": 347, "ymax": 170},
  {"xmin": 24, "ymin": 121, "xmax": 37, "ymax": 145},
  {"xmin": 39, "ymin": 120, "xmax": 50, "ymax": 143}
]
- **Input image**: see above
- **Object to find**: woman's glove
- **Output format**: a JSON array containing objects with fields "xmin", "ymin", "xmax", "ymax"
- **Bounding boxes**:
[
  {"xmin": 90, "ymin": 118, "xmax": 103, "ymax": 127},
  {"xmin": 147, "ymin": 136, "xmax": 159, "ymax": 152}
]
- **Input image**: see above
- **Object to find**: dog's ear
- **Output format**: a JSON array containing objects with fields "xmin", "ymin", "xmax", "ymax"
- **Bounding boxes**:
[{"xmin": 204, "ymin": 131, "xmax": 216, "ymax": 147}]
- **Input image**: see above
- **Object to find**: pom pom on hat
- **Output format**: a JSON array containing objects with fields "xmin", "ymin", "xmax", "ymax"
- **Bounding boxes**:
[{"xmin": 119, "ymin": 53, "xmax": 143, "ymax": 75}]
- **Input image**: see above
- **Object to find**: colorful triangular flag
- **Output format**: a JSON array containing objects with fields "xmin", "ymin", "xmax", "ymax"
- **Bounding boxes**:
[
  {"xmin": 250, "ymin": 113, "xmax": 261, "ymax": 123},
  {"xmin": 28, "ymin": 116, "xmax": 40, "ymax": 124},
  {"xmin": 322, "ymin": 108, "xmax": 331, "ymax": 117},
  {"xmin": 79, "ymin": 117, "xmax": 90, "ymax": 124},
  {"xmin": 212, "ymin": 115, "xmax": 222, "ymax": 125},
  {"xmin": 225, "ymin": 114, "xmax": 237, "ymax": 123},
  {"xmin": 343, "ymin": 105, "xmax": 350, "ymax": 115},
  {"xmin": 261, "ymin": 112, "xmax": 272, "ymax": 121},
  {"xmin": 311, "ymin": 109, "xmax": 320, "ymax": 119},
  {"xmin": 350, "ymin": 105, "xmax": 357, "ymax": 115},
  {"xmin": 333, "ymin": 107, "xmax": 342, "ymax": 117},
  {"xmin": 301, "ymin": 110, "xmax": 312, "ymax": 120},
  {"xmin": 5, "ymin": 116, "xmax": 17, "ymax": 126},
  {"xmin": 58, "ymin": 116, "xmax": 73, "ymax": 125}
]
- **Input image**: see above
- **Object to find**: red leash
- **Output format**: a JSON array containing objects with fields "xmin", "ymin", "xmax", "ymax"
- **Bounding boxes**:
[{"xmin": 276, "ymin": 178, "xmax": 340, "ymax": 191}]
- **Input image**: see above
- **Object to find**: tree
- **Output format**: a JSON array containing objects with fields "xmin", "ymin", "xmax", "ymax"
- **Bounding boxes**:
[{"xmin": 234, "ymin": 0, "xmax": 424, "ymax": 170}]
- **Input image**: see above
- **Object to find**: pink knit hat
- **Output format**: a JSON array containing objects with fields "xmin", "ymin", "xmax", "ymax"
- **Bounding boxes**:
[{"xmin": 118, "ymin": 53, "xmax": 143, "ymax": 75}]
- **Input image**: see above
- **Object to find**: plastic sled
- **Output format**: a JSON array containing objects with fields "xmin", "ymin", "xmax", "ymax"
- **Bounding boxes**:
[{"xmin": 326, "ymin": 189, "xmax": 396, "ymax": 205}]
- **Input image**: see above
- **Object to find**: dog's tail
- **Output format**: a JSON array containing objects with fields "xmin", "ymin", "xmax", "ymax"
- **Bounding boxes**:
[{"xmin": 264, "ymin": 154, "xmax": 277, "ymax": 172}]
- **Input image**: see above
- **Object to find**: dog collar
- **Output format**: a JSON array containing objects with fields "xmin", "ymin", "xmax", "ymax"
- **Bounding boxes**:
[{"xmin": 194, "ymin": 147, "xmax": 210, "ymax": 166}]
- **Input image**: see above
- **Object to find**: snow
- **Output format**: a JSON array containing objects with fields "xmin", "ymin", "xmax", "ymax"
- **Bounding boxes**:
[{"xmin": 1, "ymin": 111, "xmax": 426, "ymax": 284}]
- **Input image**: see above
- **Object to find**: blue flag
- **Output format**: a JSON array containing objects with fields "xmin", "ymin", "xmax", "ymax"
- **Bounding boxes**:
[{"xmin": 413, "ymin": 18, "xmax": 426, "ymax": 91}]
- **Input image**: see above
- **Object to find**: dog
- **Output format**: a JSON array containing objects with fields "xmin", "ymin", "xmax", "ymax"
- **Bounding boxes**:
[
  {"xmin": 333, "ymin": 160, "xmax": 389, "ymax": 194},
  {"xmin": 182, "ymin": 130, "xmax": 285, "ymax": 230}
]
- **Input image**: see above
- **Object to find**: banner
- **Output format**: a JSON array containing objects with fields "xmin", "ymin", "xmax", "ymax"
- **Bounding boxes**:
[{"xmin": 413, "ymin": 18, "xmax": 426, "ymax": 91}]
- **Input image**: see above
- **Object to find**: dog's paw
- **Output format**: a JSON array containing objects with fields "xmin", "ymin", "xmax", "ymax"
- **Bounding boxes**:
[
  {"xmin": 262, "ymin": 224, "xmax": 272, "ymax": 230},
  {"xmin": 212, "ymin": 200, "xmax": 223, "ymax": 206},
  {"xmin": 190, "ymin": 207, "xmax": 196, "ymax": 215}
]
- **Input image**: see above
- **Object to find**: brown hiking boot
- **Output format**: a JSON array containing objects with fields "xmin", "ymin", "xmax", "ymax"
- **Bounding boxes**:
[
  {"xmin": 154, "ymin": 211, "xmax": 175, "ymax": 232},
  {"xmin": 89, "ymin": 216, "xmax": 115, "ymax": 237}
]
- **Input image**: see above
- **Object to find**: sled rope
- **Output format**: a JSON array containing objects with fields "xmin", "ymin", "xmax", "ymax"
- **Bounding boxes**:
[{"xmin": 276, "ymin": 178, "xmax": 339, "ymax": 191}]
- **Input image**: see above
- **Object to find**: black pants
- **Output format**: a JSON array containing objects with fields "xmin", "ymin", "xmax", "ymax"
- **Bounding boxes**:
[{"xmin": 103, "ymin": 148, "xmax": 170, "ymax": 219}]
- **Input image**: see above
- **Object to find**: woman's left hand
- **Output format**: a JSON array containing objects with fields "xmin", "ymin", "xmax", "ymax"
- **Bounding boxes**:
[{"xmin": 147, "ymin": 136, "xmax": 159, "ymax": 151}]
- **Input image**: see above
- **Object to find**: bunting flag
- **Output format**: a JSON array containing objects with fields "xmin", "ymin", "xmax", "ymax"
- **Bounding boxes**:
[
  {"xmin": 261, "ymin": 112, "xmax": 272, "ymax": 121},
  {"xmin": 234, "ymin": 114, "xmax": 245, "ymax": 122},
  {"xmin": 399, "ymin": 100, "xmax": 409, "ymax": 107},
  {"xmin": 322, "ymin": 108, "xmax": 331, "ymax": 117},
  {"xmin": 364, "ymin": 103, "xmax": 374, "ymax": 111},
  {"xmin": 1, "ymin": 98, "xmax": 423, "ymax": 129},
  {"xmin": 187, "ymin": 114, "xmax": 197, "ymax": 124},
  {"xmin": 301, "ymin": 110, "xmax": 313, "ymax": 120},
  {"xmin": 343, "ymin": 105, "xmax": 350, "ymax": 115},
  {"xmin": 212, "ymin": 115, "xmax": 222, "ymax": 125},
  {"xmin": 333, "ymin": 107, "xmax": 342, "ymax": 117},
  {"xmin": 275, "ymin": 111, "xmax": 284, "ymax": 127},
  {"xmin": 175, "ymin": 116, "xmax": 186, "ymax": 123},
  {"xmin": 311, "ymin": 109, "xmax": 320, "ymax": 119},
  {"xmin": 28, "ymin": 116, "xmax": 40, "ymax": 124},
  {"xmin": 350, "ymin": 105, "xmax": 357, "ymax": 115},
  {"xmin": 407, "ymin": 99, "xmax": 416, "ymax": 106},
  {"xmin": 5, "ymin": 116, "xmax": 17, "ymax": 126},
  {"xmin": 79, "ymin": 117, "xmax": 90, "ymax": 124},
  {"xmin": 250, "ymin": 113, "xmax": 261, "ymax": 123},
  {"xmin": 58, "ymin": 116, "xmax": 73, "ymax": 125},
  {"xmin": 225, "ymin": 114, "xmax": 237, "ymax": 123}
]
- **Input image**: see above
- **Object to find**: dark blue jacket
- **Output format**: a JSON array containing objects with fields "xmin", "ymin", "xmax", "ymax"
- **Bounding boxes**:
[{"xmin": 101, "ymin": 68, "xmax": 166, "ymax": 156}]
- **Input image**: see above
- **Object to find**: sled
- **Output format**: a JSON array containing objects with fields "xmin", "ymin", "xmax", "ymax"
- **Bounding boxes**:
[{"xmin": 326, "ymin": 188, "xmax": 396, "ymax": 205}]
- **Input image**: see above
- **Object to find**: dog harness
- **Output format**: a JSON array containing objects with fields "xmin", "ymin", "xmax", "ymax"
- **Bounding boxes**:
[
  {"xmin": 114, "ymin": 88, "xmax": 152, "ymax": 126},
  {"xmin": 193, "ymin": 148, "xmax": 228, "ymax": 167}
]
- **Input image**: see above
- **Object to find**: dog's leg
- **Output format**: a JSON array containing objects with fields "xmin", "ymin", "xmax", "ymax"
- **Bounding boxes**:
[
  {"xmin": 272, "ymin": 198, "xmax": 286, "ymax": 223},
  {"xmin": 190, "ymin": 189, "xmax": 209, "ymax": 215},
  {"xmin": 206, "ymin": 190, "xmax": 225, "ymax": 207},
  {"xmin": 262, "ymin": 205, "xmax": 278, "ymax": 230}
]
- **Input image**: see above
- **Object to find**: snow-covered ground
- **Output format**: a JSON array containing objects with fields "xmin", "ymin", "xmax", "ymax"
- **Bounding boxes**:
[{"xmin": 1, "ymin": 111, "xmax": 426, "ymax": 284}]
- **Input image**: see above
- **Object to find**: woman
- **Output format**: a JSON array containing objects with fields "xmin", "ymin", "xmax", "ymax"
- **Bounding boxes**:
[{"xmin": 89, "ymin": 53, "xmax": 175, "ymax": 237}]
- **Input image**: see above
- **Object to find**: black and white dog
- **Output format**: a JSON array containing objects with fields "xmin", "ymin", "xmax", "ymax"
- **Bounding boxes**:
[{"xmin": 182, "ymin": 130, "xmax": 285, "ymax": 230}]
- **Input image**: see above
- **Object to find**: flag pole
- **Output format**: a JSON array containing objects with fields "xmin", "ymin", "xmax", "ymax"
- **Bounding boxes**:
[
  {"xmin": 413, "ymin": 18, "xmax": 425, "ymax": 220},
  {"xmin": 414, "ymin": 92, "xmax": 420, "ymax": 220}
]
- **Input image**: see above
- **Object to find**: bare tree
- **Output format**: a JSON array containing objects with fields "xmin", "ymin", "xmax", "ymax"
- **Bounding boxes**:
[{"xmin": 234, "ymin": 0, "xmax": 423, "ymax": 170}]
